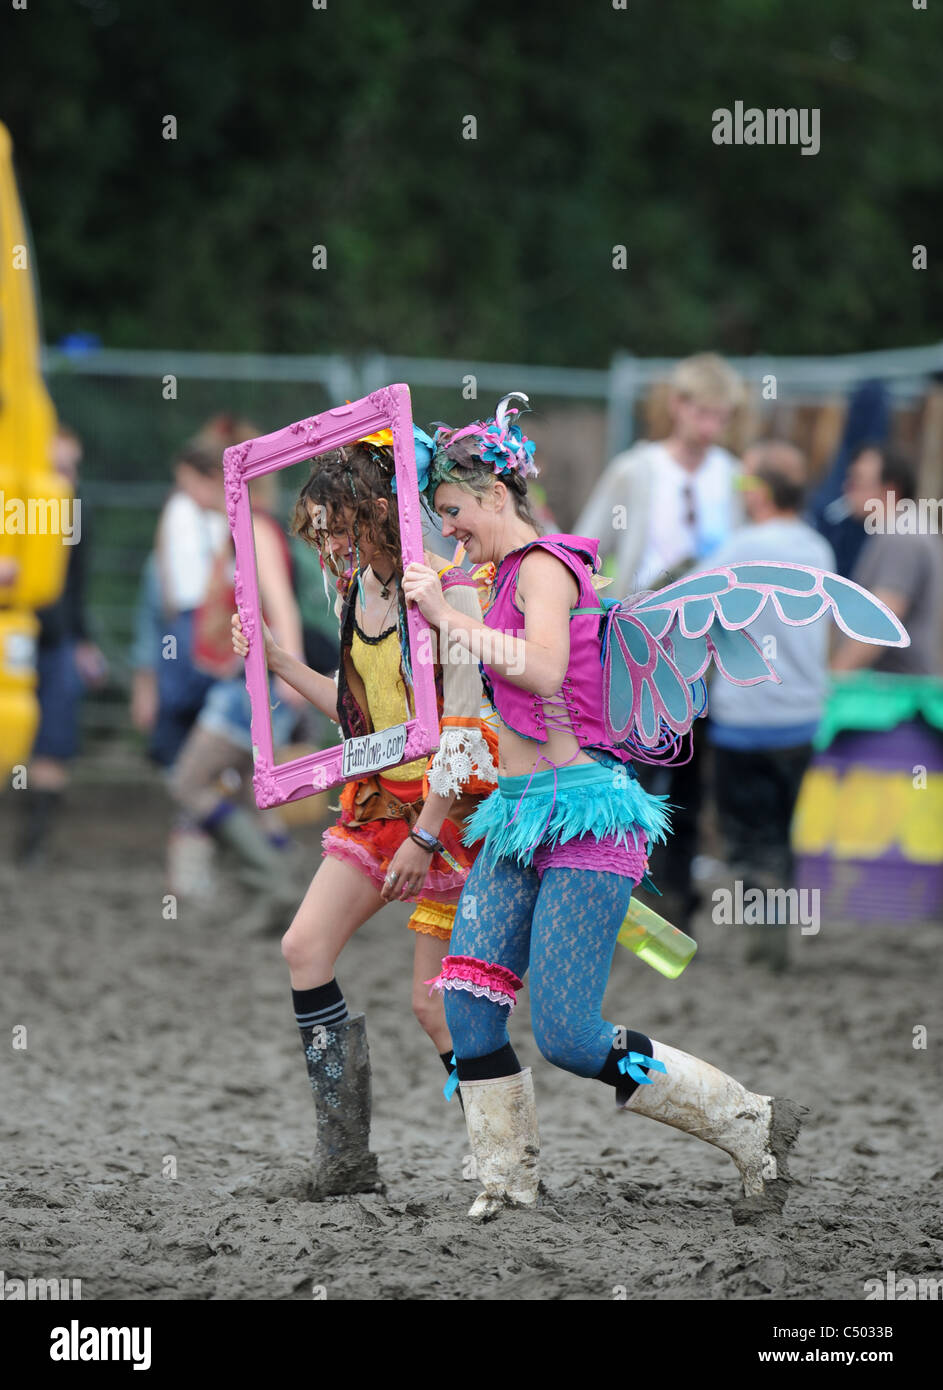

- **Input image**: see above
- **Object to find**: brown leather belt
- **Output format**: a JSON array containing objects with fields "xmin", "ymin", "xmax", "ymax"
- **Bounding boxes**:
[{"xmin": 341, "ymin": 774, "xmax": 479, "ymax": 831}]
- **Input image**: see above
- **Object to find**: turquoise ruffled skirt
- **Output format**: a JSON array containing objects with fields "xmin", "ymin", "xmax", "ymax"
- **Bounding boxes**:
[{"xmin": 461, "ymin": 758, "xmax": 671, "ymax": 867}]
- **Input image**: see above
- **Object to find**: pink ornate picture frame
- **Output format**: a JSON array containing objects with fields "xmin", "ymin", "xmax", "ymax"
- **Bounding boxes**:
[{"xmin": 223, "ymin": 384, "xmax": 439, "ymax": 809}]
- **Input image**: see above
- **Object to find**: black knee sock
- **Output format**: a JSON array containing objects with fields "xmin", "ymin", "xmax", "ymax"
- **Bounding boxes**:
[
  {"xmin": 292, "ymin": 980, "xmax": 349, "ymax": 1036},
  {"xmin": 455, "ymin": 1043, "xmax": 521, "ymax": 1082},
  {"xmin": 595, "ymin": 1030, "xmax": 654, "ymax": 1102}
]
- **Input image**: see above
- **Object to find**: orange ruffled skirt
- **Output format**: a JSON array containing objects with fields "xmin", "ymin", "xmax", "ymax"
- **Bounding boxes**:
[{"xmin": 322, "ymin": 773, "xmax": 482, "ymax": 941}]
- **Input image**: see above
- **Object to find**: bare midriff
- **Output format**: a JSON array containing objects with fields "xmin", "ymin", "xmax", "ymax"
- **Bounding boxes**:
[
  {"xmin": 495, "ymin": 711, "xmax": 598, "ymax": 779},
  {"xmin": 486, "ymin": 551, "xmax": 600, "ymax": 778}
]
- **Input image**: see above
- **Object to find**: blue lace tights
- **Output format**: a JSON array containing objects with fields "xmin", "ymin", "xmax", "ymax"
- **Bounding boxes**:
[{"xmin": 444, "ymin": 855, "xmax": 635, "ymax": 1077}]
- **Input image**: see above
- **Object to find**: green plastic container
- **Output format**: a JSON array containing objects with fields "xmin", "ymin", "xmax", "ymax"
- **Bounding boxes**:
[{"xmin": 618, "ymin": 898, "xmax": 697, "ymax": 979}]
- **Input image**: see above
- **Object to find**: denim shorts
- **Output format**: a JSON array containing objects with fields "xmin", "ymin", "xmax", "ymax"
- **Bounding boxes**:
[
  {"xmin": 150, "ymin": 611, "xmax": 215, "ymax": 767},
  {"xmin": 197, "ymin": 675, "xmax": 298, "ymax": 752}
]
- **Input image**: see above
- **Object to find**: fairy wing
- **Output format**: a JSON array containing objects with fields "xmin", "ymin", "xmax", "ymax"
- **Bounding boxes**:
[
  {"xmin": 602, "ymin": 561, "xmax": 909, "ymax": 749},
  {"xmin": 602, "ymin": 609, "xmax": 696, "ymax": 748}
]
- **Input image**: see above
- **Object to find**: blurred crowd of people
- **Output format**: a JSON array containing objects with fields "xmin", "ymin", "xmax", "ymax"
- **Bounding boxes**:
[
  {"xmin": 130, "ymin": 416, "xmax": 340, "ymax": 920},
  {"xmin": 15, "ymin": 416, "xmax": 339, "ymax": 925},
  {"xmin": 14, "ymin": 364, "xmax": 943, "ymax": 955},
  {"xmin": 576, "ymin": 354, "xmax": 943, "ymax": 966}
]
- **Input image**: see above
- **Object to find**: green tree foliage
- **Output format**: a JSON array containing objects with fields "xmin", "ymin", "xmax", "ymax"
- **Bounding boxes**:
[{"xmin": 2, "ymin": 0, "xmax": 940, "ymax": 362}]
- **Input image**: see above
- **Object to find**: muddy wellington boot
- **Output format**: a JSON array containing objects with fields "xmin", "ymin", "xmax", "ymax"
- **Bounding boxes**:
[
  {"xmin": 301, "ymin": 1013, "xmax": 384, "ymax": 1199},
  {"xmin": 461, "ymin": 1069, "xmax": 540, "ymax": 1221},
  {"xmin": 616, "ymin": 1041, "xmax": 806, "ymax": 1224}
]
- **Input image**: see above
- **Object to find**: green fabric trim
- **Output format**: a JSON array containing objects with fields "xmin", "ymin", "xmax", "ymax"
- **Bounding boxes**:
[
  {"xmin": 814, "ymin": 672, "xmax": 943, "ymax": 749},
  {"xmin": 570, "ymin": 605, "xmax": 607, "ymax": 616}
]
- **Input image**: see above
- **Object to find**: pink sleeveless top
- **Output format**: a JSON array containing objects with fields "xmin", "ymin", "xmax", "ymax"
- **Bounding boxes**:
[{"xmin": 481, "ymin": 534, "xmax": 632, "ymax": 766}]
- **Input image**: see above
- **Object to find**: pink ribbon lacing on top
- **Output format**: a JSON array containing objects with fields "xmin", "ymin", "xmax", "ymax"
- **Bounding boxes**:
[{"xmin": 502, "ymin": 677, "xmax": 588, "ymax": 849}]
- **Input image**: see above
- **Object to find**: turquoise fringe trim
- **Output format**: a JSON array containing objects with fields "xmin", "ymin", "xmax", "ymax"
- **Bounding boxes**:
[{"xmin": 462, "ymin": 767, "xmax": 671, "ymax": 866}]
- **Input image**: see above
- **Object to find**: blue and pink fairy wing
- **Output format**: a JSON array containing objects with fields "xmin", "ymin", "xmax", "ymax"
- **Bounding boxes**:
[
  {"xmin": 631, "ymin": 561, "xmax": 908, "ymax": 647},
  {"xmin": 601, "ymin": 561, "xmax": 909, "ymax": 749},
  {"xmin": 602, "ymin": 610, "xmax": 694, "ymax": 748}
]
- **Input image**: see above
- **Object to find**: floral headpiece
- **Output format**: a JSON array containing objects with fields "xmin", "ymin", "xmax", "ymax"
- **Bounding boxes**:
[
  {"xmin": 427, "ymin": 392, "xmax": 538, "ymax": 494},
  {"xmin": 355, "ymin": 424, "xmax": 436, "ymax": 494}
]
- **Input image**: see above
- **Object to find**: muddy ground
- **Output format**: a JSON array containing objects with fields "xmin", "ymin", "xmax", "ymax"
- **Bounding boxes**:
[{"xmin": 2, "ymin": 765, "xmax": 941, "ymax": 1302}]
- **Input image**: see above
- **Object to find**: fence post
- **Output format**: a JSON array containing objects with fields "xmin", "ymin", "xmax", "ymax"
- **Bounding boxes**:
[
  {"xmin": 607, "ymin": 350, "xmax": 639, "ymax": 461},
  {"xmin": 326, "ymin": 355, "xmax": 359, "ymax": 405},
  {"xmin": 359, "ymin": 353, "xmax": 390, "ymax": 398}
]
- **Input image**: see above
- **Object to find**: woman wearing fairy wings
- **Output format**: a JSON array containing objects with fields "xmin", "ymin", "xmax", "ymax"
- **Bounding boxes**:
[
  {"xmin": 402, "ymin": 393, "xmax": 910, "ymax": 1223},
  {"xmin": 231, "ymin": 430, "xmax": 498, "ymax": 1198}
]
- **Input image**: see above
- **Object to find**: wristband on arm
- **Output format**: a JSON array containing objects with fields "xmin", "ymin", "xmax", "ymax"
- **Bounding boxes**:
[
  {"xmin": 410, "ymin": 827, "xmax": 441, "ymax": 854},
  {"xmin": 409, "ymin": 827, "xmax": 463, "ymax": 874}
]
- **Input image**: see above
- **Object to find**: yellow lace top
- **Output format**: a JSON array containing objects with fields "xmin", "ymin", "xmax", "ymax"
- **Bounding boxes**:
[{"xmin": 350, "ymin": 621, "xmax": 428, "ymax": 781}]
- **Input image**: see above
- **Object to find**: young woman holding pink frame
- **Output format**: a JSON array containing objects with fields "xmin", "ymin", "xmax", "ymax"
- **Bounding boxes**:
[{"xmin": 232, "ymin": 430, "xmax": 498, "ymax": 1198}]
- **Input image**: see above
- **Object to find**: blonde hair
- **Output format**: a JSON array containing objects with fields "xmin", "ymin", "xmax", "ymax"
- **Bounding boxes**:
[
  {"xmin": 434, "ymin": 463, "xmax": 542, "ymax": 534},
  {"xmin": 670, "ymin": 353, "xmax": 744, "ymax": 410}
]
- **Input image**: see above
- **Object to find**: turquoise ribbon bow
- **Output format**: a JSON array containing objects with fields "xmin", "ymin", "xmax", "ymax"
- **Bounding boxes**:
[
  {"xmin": 443, "ymin": 1054, "xmax": 460, "ymax": 1102},
  {"xmin": 391, "ymin": 426, "xmax": 436, "ymax": 495},
  {"xmin": 618, "ymin": 1051, "xmax": 667, "ymax": 1086}
]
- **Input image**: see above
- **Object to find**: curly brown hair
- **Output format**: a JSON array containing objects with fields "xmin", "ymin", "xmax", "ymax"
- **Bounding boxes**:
[{"xmin": 290, "ymin": 443, "xmax": 402, "ymax": 579}]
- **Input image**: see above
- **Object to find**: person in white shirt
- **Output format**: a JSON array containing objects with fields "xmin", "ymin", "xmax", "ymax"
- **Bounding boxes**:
[
  {"xmin": 575, "ymin": 352, "xmax": 746, "ymax": 595},
  {"xmin": 155, "ymin": 487, "xmax": 230, "ymax": 614},
  {"xmin": 575, "ymin": 354, "xmax": 746, "ymax": 932}
]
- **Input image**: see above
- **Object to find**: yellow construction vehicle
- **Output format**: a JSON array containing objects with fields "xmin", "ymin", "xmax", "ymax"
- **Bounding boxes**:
[{"xmin": 0, "ymin": 120, "xmax": 71, "ymax": 774}]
